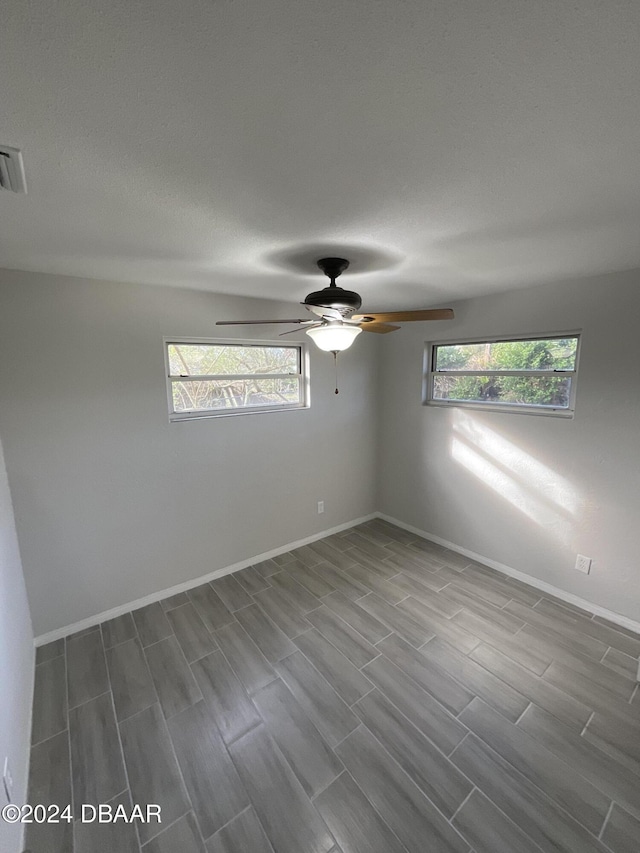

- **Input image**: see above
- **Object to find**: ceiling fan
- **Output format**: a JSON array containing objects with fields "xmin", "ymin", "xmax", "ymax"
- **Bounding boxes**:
[{"xmin": 216, "ymin": 257, "xmax": 454, "ymax": 352}]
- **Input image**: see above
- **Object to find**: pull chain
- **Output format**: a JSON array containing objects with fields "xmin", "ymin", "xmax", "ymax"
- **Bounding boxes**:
[{"xmin": 332, "ymin": 350, "xmax": 339, "ymax": 394}]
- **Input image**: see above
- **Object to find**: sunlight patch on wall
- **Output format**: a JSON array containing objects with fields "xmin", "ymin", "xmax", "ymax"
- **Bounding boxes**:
[{"xmin": 450, "ymin": 410, "xmax": 582, "ymax": 548}]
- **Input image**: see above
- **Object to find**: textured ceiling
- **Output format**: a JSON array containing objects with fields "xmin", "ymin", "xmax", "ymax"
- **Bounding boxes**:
[{"xmin": 2, "ymin": 0, "xmax": 640, "ymax": 309}]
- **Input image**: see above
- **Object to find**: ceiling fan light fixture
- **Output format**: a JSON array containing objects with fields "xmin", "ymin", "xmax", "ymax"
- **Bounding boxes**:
[{"xmin": 306, "ymin": 323, "xmax": 362, "ymax": 352}]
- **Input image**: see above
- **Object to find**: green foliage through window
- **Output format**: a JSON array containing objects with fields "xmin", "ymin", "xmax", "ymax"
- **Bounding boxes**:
[
  {"xmin": 434, "ymin": 338, "xmax": 577, "ymax": 372},
  {"xmin": 429, "ymin": 335, "xmax": 579, "ymax": 414}
]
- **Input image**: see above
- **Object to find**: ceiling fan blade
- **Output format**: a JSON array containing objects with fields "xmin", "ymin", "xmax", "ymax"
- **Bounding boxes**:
[
  {"xmin": 359, "ymin": 323, "xmax": 401, "ymax": 334},
  {"xmin": 352, "ymin": 309, "xmax": 455, "ymax": 323},
  {"xmin": 216, "ymin": 319, "xmax": 312, "ymax": 326},
  {"xmin": 303, "ymin": 304, "xmax": 344, "ymax": 321},
  {"xmin": 279, "ymin": 323, "xmax": 322, "ymax": 337}
]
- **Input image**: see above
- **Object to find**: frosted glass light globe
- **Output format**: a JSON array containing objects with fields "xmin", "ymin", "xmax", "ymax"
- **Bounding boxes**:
[{"xmin": 306, "ymin": 324, "xmax": 362, "ymax": 352}]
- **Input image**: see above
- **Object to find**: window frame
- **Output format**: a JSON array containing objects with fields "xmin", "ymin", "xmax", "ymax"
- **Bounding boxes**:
[
  {"xmin": 423, "ymin": 330, "xmax": 582, "ymax": 418},
  {"xmin": 164, "ymin": 336, "xmax": 310, "ymax": 421}
]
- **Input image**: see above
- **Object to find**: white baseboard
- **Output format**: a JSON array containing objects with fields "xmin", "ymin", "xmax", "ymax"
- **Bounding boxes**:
[
  {"xmin": 36, "ymin": 509, "xmax": 640, "ymax": 645},
  {"xmin": 34, "ymin": 513, "xmax": 376, "ymax": 646},
  {"xmin": 377, "ymin": 512, "xmax": 640, "ymax": 636}
]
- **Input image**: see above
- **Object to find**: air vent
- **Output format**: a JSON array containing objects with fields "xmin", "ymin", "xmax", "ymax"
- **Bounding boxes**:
[{"xmin": 0, "ymin": 146, "xmax": 27, "ymax": 194}]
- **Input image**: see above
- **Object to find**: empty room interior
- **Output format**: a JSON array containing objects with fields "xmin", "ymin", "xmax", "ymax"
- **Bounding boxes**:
[{"xmin": 1, "ymin": 2, "xmax": 640, "ymax": 853}]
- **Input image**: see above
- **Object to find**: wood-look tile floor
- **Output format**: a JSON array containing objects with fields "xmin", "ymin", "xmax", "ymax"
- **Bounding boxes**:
[{"xmin": 27, "ymin": 519, "xmax": 640, "ymax": 853}]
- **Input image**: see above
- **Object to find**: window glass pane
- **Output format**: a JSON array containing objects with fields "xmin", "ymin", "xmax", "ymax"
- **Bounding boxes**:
[
  {"xmin": 432, "ymin": 375, "xmax": 572, "ymax": 408},
  {"xmin": 168, "ymin": 344, "xmax": 299, "ymax": 377},
  {"xmin": 434, "ymin": 338, "xmax": 578, "ymax": 372},
  {"xmin": 172, "ymin": 377, "xmax": 301, "ymax": 412}
]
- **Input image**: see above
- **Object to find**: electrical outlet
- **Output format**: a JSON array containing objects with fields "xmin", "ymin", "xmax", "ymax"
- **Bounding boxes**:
[
  {"xmin": 3, "ymin": 757, "xmax": 13, "ymax": 803},
  {"xmin": 317, "ymin": 501, "xmax": 324, "ymax": 514},
  {"xmin": 575, "ymin": 554, "xmax": 592, "ymax": 574}
]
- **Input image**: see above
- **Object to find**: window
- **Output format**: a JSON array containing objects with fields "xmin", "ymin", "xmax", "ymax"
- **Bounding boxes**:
[
  {"xmin": 165, "ymin": 339, "xmax": 308, "ymax": 420},
  {"xmin": 425, "ymin": 333, "xmax": 580, "ymax": 416}
]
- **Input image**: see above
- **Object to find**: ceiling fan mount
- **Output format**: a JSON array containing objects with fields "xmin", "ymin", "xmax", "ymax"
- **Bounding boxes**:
[
  {"xmin": 316, "ymin": 257, "xmax": 350, "ymax": 279},
  {"xmin": 303, "ymin": 257, "xmax": 362, "ymax": 315}
]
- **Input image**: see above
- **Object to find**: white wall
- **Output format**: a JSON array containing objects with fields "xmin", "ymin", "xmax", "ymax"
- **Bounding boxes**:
[
  {"xmin": 0, "ymin": 435, "xmax": 34, "ymax": 853},
  {"xmin": 2, "ymin": 264, "xmax": 638, "ymax": 637},
  {"xmin": 378, "ymin": 268, "xmax": 640, "ymax": 623},
  {"xmin": 0, "ymin": 269, "xmax": 378, "ymax": 636}
]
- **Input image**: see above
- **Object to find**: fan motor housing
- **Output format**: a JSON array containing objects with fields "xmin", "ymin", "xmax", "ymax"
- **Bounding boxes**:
[
  {"xmin": 304, "ymin": 286, "xmax": 362, "ymax": 314},
  {"xmin": 305, "ymin": 257, "xmax": 363, "ymax": 315}
]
